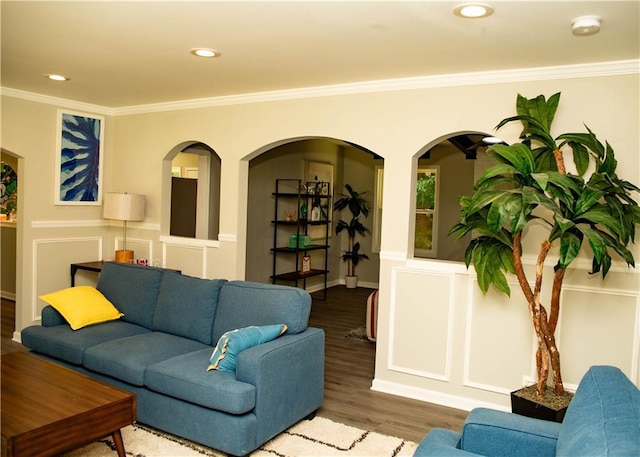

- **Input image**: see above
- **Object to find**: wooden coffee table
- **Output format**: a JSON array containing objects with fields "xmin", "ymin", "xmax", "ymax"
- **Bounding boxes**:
[{"xmin": 1, "ymin": 352, "xmax": 136, "ymax": 457}]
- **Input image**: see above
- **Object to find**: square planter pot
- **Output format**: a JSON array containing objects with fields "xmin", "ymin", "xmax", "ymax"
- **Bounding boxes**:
[{"xmin": 510, "ymin": 388, "xmax": 568, "ymax": 423}]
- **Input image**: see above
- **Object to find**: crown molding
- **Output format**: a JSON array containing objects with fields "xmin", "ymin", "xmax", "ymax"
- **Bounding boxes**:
[
  {"xmin": 0, "ymin": 87, "xmax": 115, "ymax": 116},
  {"xmin": 3, "ymin": 60, "xmax": 638, "ymax": 117}
]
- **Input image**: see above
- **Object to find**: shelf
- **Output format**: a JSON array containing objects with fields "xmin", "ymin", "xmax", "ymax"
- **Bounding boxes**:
[
  {"xmin": 271, "ymin": 245, "xmax": 329, "ymax": 253},
  {"xmin": 272, "ymin": 219, "xmax": 331, "ymax": 225},
  {"xmin": 271, "ymin": 269, "xmax": 329, "ymax": 281},
  {"xmin": 272, "ymin": 178, "xmax": 330, "ymax": 300},
  {"xmin": 273, "ymin": 192, "xmax": 331, "ymax": 199}
]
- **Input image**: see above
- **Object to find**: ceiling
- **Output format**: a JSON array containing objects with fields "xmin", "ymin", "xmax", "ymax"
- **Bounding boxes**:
[{"xmin": 2, "ymin": 1, "xmax": 639, "ymax": 109}]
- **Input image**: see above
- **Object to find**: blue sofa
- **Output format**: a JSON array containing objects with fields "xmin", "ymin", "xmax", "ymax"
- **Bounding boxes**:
[
  {"xmin": 21, "ymin": 262, "xmax": 324, "ymax": 456},
  {"xmin": 414, "ymin": 365, "xmax": 640, "ymax": 456}
]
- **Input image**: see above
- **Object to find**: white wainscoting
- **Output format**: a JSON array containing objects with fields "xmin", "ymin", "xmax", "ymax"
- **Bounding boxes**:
[
  {"xmin": 32, "ymin": 237, "xmax": 103, "ymax": 322},
  {"xmin": 375, "ymin": 259, "xmax": 640, "ymax": 412},
  {"xmin": 389, "ymin": 267, "xmax": 455, "ymax": 382},
  {"xmin": 114, "ymin": 237, "xmax": 154, "ymax": 263}
]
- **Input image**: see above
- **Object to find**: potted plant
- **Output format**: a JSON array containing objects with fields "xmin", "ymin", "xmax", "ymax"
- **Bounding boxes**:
[
  {"xmin": 340, "ymin": 242, "xmax": 369, "ymax": 288},
  {"xmin": 450, "ymin": 93, "xmax": 640, "ymax": 420},
  {"xmin": 333, "ymin": 184, "xmax": 371, "ymax": 288}
]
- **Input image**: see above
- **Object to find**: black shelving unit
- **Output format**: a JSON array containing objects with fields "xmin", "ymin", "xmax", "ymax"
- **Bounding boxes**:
[{"xmin": 271, "ymin": 178, "xmax": 330, "ymax": 299}]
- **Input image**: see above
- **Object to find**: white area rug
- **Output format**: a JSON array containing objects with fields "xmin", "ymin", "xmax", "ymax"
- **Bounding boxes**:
[{"xmin": 65, "ymin": 416, "xmax": 417, "ymax": 457}]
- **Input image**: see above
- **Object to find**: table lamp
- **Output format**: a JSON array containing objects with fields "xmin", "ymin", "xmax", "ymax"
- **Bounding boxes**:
[{"xmin": 103, "ymin": 192, "xmax": 145, "ymax": 263}]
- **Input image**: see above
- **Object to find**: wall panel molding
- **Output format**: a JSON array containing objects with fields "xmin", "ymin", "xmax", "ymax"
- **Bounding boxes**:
[
  {"xmin": 32, "ymin": 220, "xmax": 108, "ymax": 229},
  {"xmin": 162, "ymin": 241, "xmax": 207, "ymax": 278},
  {"xmin": 114, "ymin": 237, "xmax": 154, "ymax": 261},
  {"xmin": 32, "ymin": 237, "xmax": 102, "ymax": 322},
  {"xmin": 388, "ymin": 267, "xmax": 455, "ymax": 382}
]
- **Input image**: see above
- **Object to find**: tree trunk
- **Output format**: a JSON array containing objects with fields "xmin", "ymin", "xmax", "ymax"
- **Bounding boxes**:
[
  {"xmin": 513, "ymin": 235, "xmax": 566, "ymax": 398},
  {"xmin": 511, "ymin": 149, "xmax": 569, "ymax": 398}
]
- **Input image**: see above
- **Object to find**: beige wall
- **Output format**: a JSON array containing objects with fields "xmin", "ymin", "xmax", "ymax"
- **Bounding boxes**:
[{"xmin": 2, "ymin": 69, "xmax": 638, "ymax": 412}]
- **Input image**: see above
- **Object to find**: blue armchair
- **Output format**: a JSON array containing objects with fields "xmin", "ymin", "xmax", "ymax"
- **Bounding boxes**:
[{"xmin": 414, "ymin": 366, "xmax": 640, "ymax": 456}]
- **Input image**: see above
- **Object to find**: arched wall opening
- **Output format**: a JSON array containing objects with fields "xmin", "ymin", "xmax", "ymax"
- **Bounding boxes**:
[
  {"xmin": 1, "ymin": 148, "xmax": 23, "ymax": 342},
  {"xmin": 161, "ymin": 141, "xmax": 221, "ymax": 242},
  {"xmin": 244, "ymin": 137, "xmax": 383, "ymax": 291},
  {"xmin": 409, "ymin": 131, "xmax": 496, "ymax": 262}
]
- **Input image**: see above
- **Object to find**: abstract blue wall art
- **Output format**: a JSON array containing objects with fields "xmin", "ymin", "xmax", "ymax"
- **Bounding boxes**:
[{"xmin": 55, "ymin": 110, "xmax": 105, "ymax": 205}]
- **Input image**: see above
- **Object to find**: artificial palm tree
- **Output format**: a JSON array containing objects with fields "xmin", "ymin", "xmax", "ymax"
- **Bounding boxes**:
[
  {"xmin": 450, "ymin": 92, "xmax": 640, "ymax": 399},
  {"xmin": 334, "ymin": 184, "xmax": 371, "ymax": 283}
]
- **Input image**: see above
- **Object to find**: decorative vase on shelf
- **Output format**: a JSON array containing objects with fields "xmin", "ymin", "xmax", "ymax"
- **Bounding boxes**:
[{"xmin": 300, "ymin": 203, "xmax": 308, "ymax": 220}]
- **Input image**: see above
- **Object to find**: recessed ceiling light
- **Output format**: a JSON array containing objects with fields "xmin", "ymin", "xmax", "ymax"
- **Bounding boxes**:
[
  {"xmin": 572, "ymin": 16, "xmax": 601, "ymax": 36},
  {"xmin": 46, "ymin": 74, "xmax": 69, "ymax": 81},
  {"xmin": 482, "ymin": 136, "xmax": 504, "ymax": 144},
  {"xmin": 454, "ymin": 3, "xmax": 494, "ymax": 19},
  {"xmin": 190, "ymin": 48, "xmax": 220, "ymax": 58}
]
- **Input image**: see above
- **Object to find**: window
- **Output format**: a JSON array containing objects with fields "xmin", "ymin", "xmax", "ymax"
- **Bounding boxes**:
[
  {"xmin": 372, "ymin": 166, "xmax": 384, "ymax": 252},
  {"xmin": 414, "ymin": 167, "xmax": 439, "ymax": 258}
]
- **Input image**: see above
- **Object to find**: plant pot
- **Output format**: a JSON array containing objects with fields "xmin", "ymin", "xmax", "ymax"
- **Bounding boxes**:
[
  {"xmin": 510, "ymin": 386, "xmax": 570, "ymax": 423},
  {"xmin": 345, "ymin": 275, "xmax": 358, "ymax": 289}
]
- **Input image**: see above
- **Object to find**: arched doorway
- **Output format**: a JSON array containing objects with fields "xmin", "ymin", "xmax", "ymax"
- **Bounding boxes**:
[
  {"xmin": 410, "ymin": 132, "xmax": 495, "ymax": 262},
  {"xmin": 161, "ymin": 142, "xmax": 221, "ymax": 241},
  {"xmin": 244, "ymin": 137, "xmax": 383, "ymax": 292}
]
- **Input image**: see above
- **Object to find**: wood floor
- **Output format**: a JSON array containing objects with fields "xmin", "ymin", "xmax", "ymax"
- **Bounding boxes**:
[{"xmin": 1, "ymin": 287, "xmax": 467, "ymax": 443}]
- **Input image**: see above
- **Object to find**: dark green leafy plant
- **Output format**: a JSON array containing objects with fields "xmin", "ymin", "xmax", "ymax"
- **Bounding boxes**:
[
  {"xmin": 340, "ymin": 242, "xmax": 369, "ymax": 275},
  {"xmin": 334, "ymin": 184, "xmax": 371, "ymax": 277},
  {"xmin": 450, "ymin": 93, "xmax": 640, "ymax": 398}
]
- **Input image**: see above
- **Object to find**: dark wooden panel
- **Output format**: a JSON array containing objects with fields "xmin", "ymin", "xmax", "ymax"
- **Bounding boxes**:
[
  {"xmin": 170, "ymin": 176, "xmax": 197, "ymax": 238},
  {"xmin": 1, "ymin": 352, "xmax": 135, "ymax": 456}
]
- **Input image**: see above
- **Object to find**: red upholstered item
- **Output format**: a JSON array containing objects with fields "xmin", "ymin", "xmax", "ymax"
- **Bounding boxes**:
[{"xmin": 366, "ymin": 290, "xmax": 378, "ymax": 342}]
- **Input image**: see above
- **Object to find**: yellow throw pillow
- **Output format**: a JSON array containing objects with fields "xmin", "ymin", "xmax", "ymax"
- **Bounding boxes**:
[{"xmin": 39, "ymin": 286, "xmax": 123, "ymax": 330}]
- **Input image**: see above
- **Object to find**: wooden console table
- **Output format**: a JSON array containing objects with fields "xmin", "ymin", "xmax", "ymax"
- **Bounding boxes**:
[
  {"xmin": 70, "ymin": 261, "xmax": 181, "ymax": 286},
  {"xmin": 70, "ymin": 260, "xmax": 107, "ymax": 286}
]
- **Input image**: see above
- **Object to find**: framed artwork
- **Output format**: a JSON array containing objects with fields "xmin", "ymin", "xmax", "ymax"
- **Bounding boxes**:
[
  {"xmin": 1, "ymin": 162, "xmax": 18, "ymax": 221},
  {"xmin": 54, "ymin": 110, "xmax": 105, "ymax": 205},
  {"xmin": 305, "ymin": 160, "xmax": 333, "ymax": 197},
  {"xmin": 304, "ymin": 161, "xmax": 334, "ymax": 240}
]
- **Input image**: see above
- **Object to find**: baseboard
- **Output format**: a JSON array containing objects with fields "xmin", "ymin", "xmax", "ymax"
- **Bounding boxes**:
[
  {"xmin": 12, "ymin": 331, "xmax": 22, "ymax": 344},
  {"xmin": 335, "ymin": 279, "xmax": 379, "ymax": 290},
  {"xmin": 1, "ymin": 290, "xmax": 16, "ymax": 300},
  {"xmin": 308, "ymin": 279, "xmax": 379, "ymax": 291},
  {"xmin": 371, "ymin": 378, "xmax": 509, "ymax": 413}
]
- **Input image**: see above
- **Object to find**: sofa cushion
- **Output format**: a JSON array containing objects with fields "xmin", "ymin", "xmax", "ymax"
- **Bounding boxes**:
[
  {"xmin": 21, "ymin": 321, "xmax": 150, "ymax": 365},
  {"xmin": 557, "ymin": 365, "xmax": 640, "ymax": 456},
  {"xmin": 207, "ymin": 324, "xmax": 287, "ymax": 372},
  {"xmin": 145, "ymin": 349, "xmax": 256, "ymax": 415},
  {"xmin": 39, "ymin": 286, "xmax": 123, "ymax": 330},
  {"xmin": 96, "ymin": 262, "xmax": 168, "ymax": 328},
  {"xmin": 212, "ymin": 281, "xmax": 311, "ymax": 342},
  {"xmin": 153, "ymin": 274, "xmax": 226, "ymax": 345},
  {"xmin": 83, "ymin": 332, "xmax": 208, "ymax": 386},
  {"xmin": 460, "ymin": 407, "xmax": 559, "ymax": 457}
]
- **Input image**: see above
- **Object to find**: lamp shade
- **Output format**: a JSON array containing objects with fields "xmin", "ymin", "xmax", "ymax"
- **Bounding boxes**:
[{"xmin": 103, "ymin": 192, "xmax": 145, "ymax": 221}]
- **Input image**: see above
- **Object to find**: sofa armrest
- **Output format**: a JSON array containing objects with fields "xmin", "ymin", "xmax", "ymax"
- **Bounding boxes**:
[
  {"xmin": 41, "ymin": 305, "xmax": 67, "ymax": 327},
  {"xmin": 414, "ymin": 428, "xmax": 480, "ymax": 456},
  {"xmin": 236, "ymin": 327, "xmax": 325, "ymax": 444},
  {"xmin": 459, "ymin": 408, "xmax": 560, "ymax": 457}
]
